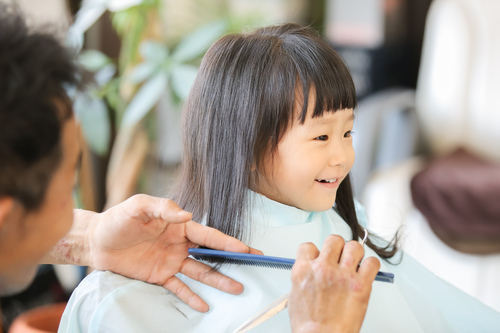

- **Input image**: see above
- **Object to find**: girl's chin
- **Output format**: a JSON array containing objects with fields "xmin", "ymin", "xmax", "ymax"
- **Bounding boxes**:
[{"xmin": 296, "ymin": 200, "xmax": 337, "ymax": 212}]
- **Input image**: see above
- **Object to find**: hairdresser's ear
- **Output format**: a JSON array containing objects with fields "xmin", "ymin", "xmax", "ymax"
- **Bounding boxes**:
[
  {"xmin": 0, "ymin": 197, "xmax": 15, "ymax": 231},
  {"xmin": 250, "ymin": 161, "xmax": 257, "ymax": 172}
]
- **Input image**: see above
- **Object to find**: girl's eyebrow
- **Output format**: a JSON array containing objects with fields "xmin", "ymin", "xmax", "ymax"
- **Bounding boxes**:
[{"xmin": 310, "ymin": 112, "xmax": 355, "ymax": 126}]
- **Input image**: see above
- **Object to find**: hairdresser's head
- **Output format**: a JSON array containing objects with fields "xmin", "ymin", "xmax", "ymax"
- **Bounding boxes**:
[
  {"xmin": 0, "ymin": 3, "xmax": 81, "ymax": 295},
  {"xmin": 176, "ymin": 23, "xmax": 356, "ymax": 241}
]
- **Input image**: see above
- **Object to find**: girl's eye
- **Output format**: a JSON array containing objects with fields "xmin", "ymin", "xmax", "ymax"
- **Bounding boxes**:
[
  {"xmin": 344, "ymin": 130, "xmax": 354, "ymax": 138},
  {"xmin": 315, "ymin": 135, "xmax": 329, "ymax": 141}
]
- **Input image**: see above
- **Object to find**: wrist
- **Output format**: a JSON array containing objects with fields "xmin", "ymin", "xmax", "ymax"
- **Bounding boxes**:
[
  {"xmin": 292, "ymin": 320, "xmax": 359, "ymax": 333},
  {"xmin": 292, "ymin": 321, "xmax": 329, "ymax": 333},
  {"xmin": 40, "ymin": 209, "xmax": 96, "ymax": 266}
]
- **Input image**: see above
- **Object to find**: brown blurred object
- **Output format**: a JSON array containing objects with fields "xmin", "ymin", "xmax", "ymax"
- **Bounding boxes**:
[
  {"xmin": 104, "ymin": 125, "xmax": 149, "ymax": 210},
  {"xmin": 8, "ymin": 303, "xmax": 66, "ymax": 333},
  {"xmin": 77, "ymin": 125, "xmax": 98, "ymax": 212},
  {"xmin": 411, "ymin": 149, "xmax": 500, "ymax": 254}
]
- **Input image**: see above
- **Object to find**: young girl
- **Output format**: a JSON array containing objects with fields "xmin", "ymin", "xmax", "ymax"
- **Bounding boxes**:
[
  {"xmin": 60, "ymin": 24, "xmax": 500, "ymax": 333},
  {"xmin": 171, "ymin": 23, "xmax": 396, "ymax": 260}
]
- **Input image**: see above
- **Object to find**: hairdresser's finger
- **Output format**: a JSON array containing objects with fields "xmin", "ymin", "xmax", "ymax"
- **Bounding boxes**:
[
  {"xmin": 180, "ymin": 257, "xmax": 244, "ymax": 295},
  {"xmin": 162, "ymin": 275, "xmax": 209, "ymax": 313},
  {"xmin": 122, "ymin": 194, "xmax": 193, "ymax": 223},
  {"xmin": 338, "ymin": 240, "xmax": 365, "ymax": 271},
  {"xmin": 317, "ymin": 234, "xmax": 345, "ymax": 265},
  {"xmin": 185, "ymin": 221, "xmax": 263, "ymax": 255},
  {"xmin": 295, "ymin": 242, "xmax": 320, "ymax": 262},
  {"xmin": 292, "ymin": 243, "xmax": 318, "ymax": 283},
  {"xmin": 357, "ymin": 257, "xmax": 381, "ymax": 282}
]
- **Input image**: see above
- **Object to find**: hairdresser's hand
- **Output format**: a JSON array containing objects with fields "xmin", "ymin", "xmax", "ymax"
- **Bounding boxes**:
[
  {"xmin": 288, "ymin": 235, "xmax": 380, "ymax": 333},
  {"xmin": 87, "ymin": 194, "xmax": 261, "ymax": 312}
]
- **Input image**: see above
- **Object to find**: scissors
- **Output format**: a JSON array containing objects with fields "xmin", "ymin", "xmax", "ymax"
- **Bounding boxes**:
[{"xmin": 233, "ymin": 229, "xmax": 370, "ymax": 333}]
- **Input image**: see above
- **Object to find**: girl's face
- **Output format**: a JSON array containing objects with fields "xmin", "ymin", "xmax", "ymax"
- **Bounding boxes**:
[{"xmin": 256, "ymin": 93, "xmax": 355, "ymax": 212}]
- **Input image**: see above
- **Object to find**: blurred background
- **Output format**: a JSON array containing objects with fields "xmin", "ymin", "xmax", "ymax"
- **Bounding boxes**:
[{"xmin": 2, "ymin": 0, "xmax": 499, "ymax": 331}]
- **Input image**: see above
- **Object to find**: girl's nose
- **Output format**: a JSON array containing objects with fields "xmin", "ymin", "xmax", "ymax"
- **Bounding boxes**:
[{"xmin": 328, "ymin": 140, "xmax": 353, "ymax": 167}]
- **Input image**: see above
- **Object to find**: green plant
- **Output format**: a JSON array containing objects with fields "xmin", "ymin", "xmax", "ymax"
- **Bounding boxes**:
[
  {"xmin": 69, "ymin": 0, "xmax": 266, "ymax": 209},
  {"xmin": 121, "ymin": 20, "xmax": 227, "ymax": 128},
  {"xmin": 73, "ymin": 50, "xmax": 116, "ymax": 156},
  {"xmin": 72, "ymin": 11, "xmax": 230, "ymax": 156}
]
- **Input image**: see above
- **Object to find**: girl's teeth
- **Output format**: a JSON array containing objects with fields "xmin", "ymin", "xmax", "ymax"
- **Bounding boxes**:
[{"xmin": 318, "ymin": 179, "xmax": 337, "ymax": 183}]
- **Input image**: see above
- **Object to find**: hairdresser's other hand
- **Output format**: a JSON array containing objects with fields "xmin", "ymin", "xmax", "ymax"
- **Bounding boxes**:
[
  {"xmin": 288, "ymin": 235, "xmax": 380, "ymax": 333},
  {"xmin": 87, "ymin": 194, "xmax": 261, "ymax": 313}
]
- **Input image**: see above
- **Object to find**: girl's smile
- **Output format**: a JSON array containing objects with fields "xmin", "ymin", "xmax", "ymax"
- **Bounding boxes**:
[{"xmin": 315, "ymin": 177, "xmax": 342, "ymax": 187}]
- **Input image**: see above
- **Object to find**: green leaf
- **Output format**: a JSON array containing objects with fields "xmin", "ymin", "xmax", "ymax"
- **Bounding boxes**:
[
  {"xmin": 107, "ymin": 0, "xmax": 143, "ymax": 12},
  {"xmin": 101, "ymin": 78, "xmax": 123, "ymax": 115},
  {"xmin": 69, "ymin": 3, "xmax": 107, "ymax": 37},
  {"xmin": 78, "ymin": 50, "xmax": 111, "ymax": 72},
  {"xmin": 171, "ymin": 20, "xmax": 227, "ymax": 63},
  {"xmin": 121, "ymin": 72, "xmax": 167, "ymax": 128},
  {"xmin": 110, "ymin": 10, "xmax": 127, "ymax": 34},
  {"xmin": 170, "ymin": 65, "xmax": 198, "ymax": 100},
  {"xmin": 73, "ymin": 94, "xmax": 111, "ymax": 156},
  {"xmin": 140, "ymin": 40, "xmax": 169, "ymax": 64},
  {"xmin": 127, "ymin": 62, "xmax": 158, "ymax": 84},
  {"xmin": 94, "ymin": 63, "xmax": 117, "ymax": 86}
]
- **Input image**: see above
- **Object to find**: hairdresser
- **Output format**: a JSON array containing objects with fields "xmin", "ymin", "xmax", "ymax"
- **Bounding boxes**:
[{"xmin": 0, "ymin": 3, "xmax": 378, "ymax": 332}]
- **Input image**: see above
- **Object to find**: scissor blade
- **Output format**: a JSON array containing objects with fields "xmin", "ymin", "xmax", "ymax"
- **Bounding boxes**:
[{"xmin": 233, "ymin": 292, "xmax": 290, "ymax": 333}]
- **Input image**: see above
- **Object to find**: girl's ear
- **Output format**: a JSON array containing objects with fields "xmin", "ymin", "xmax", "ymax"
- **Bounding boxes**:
[{"xmin": 0, "ymin": 197, "xmax": 15, "ymax": 231}]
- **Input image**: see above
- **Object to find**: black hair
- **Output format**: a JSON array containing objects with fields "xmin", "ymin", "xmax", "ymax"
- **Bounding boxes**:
[
  {"xmin": 0, "ymin": 3, "xmax": 80, "ymax": 211},
  {"xmin": 173, "ymin": 23, "xmax": 397, "ymax": 260}
]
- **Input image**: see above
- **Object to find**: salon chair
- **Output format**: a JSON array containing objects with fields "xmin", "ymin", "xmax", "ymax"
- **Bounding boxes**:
[{"xmin": 352, "ymin": 0, "xmax": 500, "ymax": 313}]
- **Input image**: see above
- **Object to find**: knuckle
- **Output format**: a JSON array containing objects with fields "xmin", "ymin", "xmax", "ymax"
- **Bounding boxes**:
[
  {"xmin": 296, "ymin": 242, "xmax": 319, "ymax": 258},
  {"xmin": 345, "ymin": 240, "xmax": 364, "ymax": 257},
  {"xmin": 352, "ymin": 282, "xmax": 372, "ymax": 302},
  {"xmin": 348, "ymin": 278, "xmax": 365, "ymax": 292},
  {"xmin": 345, "ymin": 240, "xmax": 362, "ymax": 251},
  {"xmin": 311, "ymin": 261, "xmax": 334, "ymax": 283},
  {"xmin": 130, "ymin": 193, "xmax": 146, "ymax": 202},
  {"xmin": 160, "ymin": 197, "xmax": 173, "ymax": 208},
  {"xmin": 362, "ymin": 257, "xmax": 381, "ymax": 274},
  {"xmin": 174, "ymin": 283, "xmax": 187, "ymax": 298},
  {"xmin": 368, "ymin": 257, "xmax": 381, "ymax": 271},
  {"xmin": 329, "ymin": 234, "xmax": 345, "ymax": 243},
  {"xmin": 160, "ymin": 198, "xmax": 183, "ymax": 214},
  {"xmin": 326, "ymin": 234, "xmax": 345, "ymax": 247},
  {"xmin": 298, "ymin": 242, "xmax": 316, "ymax": 252},
  {"xmin": 291, "ymin": 261, "xmax": 309, "ymax": 282}
]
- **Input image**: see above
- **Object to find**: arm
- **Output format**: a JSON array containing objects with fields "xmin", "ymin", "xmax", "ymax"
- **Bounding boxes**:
[
  {"xmin": 42, "ymin": 194, "xmax": 261, "ymax": 312},
  {"xmin": 288, "ymin": 235, "xmax": 380, "ymax": 333}
]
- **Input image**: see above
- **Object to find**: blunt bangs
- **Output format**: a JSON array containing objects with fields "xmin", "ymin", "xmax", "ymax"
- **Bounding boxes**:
[{"xmin": 253, "ymin": 24, "xmax": 357, "ymax": 153}]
